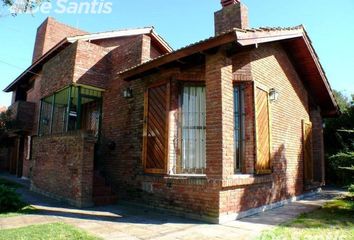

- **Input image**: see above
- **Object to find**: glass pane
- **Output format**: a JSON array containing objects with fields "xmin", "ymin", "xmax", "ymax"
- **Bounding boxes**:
[
  {"xmin": 234, "ymin": 86, "xmax": 245, "ymax": 173},
  {"xmin": 68, "ymin": 87, "xmax": 78, "ymax": 131},
  {"xmin": 38, "ymin": 85, "xmax": 103, "ymax": 136},
  {"xmin": 181, "ymin": 86, "xmax": 206, "ymax": 174},
  {"xmin": 81, "ymin": 97, "xmax": 100, "ymax": 137},
  {"xmin": 39, "ymin": 96, "xmax": 53, "ymax": 136},
  {"xmin": 52, "ymin": 88, "xmax": 70, "ymax": 134}
]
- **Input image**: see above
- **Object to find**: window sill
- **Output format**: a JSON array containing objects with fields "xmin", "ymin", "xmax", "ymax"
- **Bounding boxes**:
[
  {"xmin": 140, "ymin": 173, "xmax": 207, "ymax": 186},
  {"xmin": 222, "ymin": 174, "xmax": 273, "ymax": 187},
  {"xmin": 167, "ymin": 174, "xmax": 207, "ymax": 178}
]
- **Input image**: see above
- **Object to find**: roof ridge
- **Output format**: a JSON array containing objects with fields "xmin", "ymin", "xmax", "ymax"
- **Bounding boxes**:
[{"xmin": 71, "ymin": 26, "xmax": 154, "ymax": 38}]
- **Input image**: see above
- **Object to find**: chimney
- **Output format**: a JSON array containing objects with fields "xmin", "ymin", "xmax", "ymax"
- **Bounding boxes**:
[
  {"xmin": 32, "ymin": 17, "xmax": 88, "ymax": 63},
  {"xmin": 214, "ymin": 0, "xmax": 249, "ymax": 36}
]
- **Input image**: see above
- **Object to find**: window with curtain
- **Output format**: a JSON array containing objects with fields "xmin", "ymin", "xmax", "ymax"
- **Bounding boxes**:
[
  {"xmin": 234, "ymin": 85, "xmax": 245, "ymax": 173},
  {"xmin": 179, "ymin": 85, "xmax": 206, "ymax": 174}
]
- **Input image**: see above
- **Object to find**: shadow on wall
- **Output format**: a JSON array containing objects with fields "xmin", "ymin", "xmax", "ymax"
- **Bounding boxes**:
[{"xmin": 238, "ymin": 142, "xmax": 303, "ymax": 214}]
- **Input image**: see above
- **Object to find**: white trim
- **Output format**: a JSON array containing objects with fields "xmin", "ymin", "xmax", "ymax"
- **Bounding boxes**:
[
  {"xmin": 67, "ymin": 28, "xmax": 153, "ymax": 42},
  {"xmin": 67, "ymin": 27, "xmax": 173, "ymax": 53}
]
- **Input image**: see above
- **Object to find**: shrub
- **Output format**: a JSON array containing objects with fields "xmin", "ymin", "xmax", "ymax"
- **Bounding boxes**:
[
  {"xmin": 0, "ymin": 178, "xmax": 23, "ymax": 189},
  {"xmin": 327, "ymin": 152, "xmax": 354, "ymax": 186},
  {"xmin": 0, "ymin": 185, "xmax": 25, "ymax": 213},
  {"xmin": 349, "ymin": 184, "xmax": 354, "ymax": 195}
]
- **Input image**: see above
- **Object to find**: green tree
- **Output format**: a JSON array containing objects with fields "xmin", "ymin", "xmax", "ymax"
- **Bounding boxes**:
[
  {"xmin": 0, "ymin": 110, "xmax": 19, "ymax": 147},
  {"xmin": 324, "ymin": 90, "xmax": 354, "ymax": 155}
]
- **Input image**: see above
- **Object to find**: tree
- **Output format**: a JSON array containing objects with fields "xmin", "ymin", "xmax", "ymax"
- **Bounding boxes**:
[
  {"xmin": 0, "ymin": 110, "xmax": 19, "ymax": 147},
  {"xmin": 1, "ymin": 0, "xmax": 45, "ymax": 15},
  {"xmin": 324, "ymin": 90, "xmax": 354, "ymax": 155}
]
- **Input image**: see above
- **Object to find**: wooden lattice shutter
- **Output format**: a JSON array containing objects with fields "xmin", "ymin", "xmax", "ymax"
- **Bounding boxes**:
[
  {"xmin": 303, "ymin": 120, "xmax": 313, "ymax": 183},
  {"xmin": 255, "ymin": 86, "xmax": 271, "ymax": 174},
  {"xmin": 143, "ymin": 82, "xmax": 170, "ymax": 174}
]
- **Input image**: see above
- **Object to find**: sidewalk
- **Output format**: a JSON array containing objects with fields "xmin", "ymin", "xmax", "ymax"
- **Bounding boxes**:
[{"xmin": 0, "ymin": 173, "xmax": 346, "ymax": 240}]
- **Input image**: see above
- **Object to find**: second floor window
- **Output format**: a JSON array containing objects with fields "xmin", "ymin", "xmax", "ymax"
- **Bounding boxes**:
[{"xmin": 38, "ymin": 85, "xmax": 102, "ymax": 137}]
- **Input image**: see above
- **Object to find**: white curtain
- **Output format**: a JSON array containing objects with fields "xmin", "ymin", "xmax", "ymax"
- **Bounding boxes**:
[{"xmin": 181, "ymin": 86, "xmax": 206, "ymax": 173}]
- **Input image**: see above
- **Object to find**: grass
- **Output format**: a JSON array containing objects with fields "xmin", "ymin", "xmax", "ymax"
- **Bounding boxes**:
[
  {"xmin": 0, "ymin": 206, "xmax": 38, "ymax": 218},
  {"xmin": 0, "ymin": 178, "xmax": 23, "ymax": 189},
  {"xmin": 0, "ymin": 222, "xmax": 101, "ymax": 240},
  {"xmin": 259, "ymin": 198, "xmax": 354, "ymax": 240}
]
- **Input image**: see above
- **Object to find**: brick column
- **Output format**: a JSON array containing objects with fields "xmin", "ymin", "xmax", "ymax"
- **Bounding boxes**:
[{"xmin": 205, "ymin": 50, "xmax": 234, "ymax": 180}]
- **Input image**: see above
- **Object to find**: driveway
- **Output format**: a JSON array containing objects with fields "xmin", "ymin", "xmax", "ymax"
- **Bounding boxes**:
[{"xmin": 0, "ymin": 173, "xmax": 345, "ymax": 240}]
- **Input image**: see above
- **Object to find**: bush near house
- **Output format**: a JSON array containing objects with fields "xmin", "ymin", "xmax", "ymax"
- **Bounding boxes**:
[
  {"xmin": 324, "ymin": 91, "xmax": 354, "ymax": 185},
  {"xmin": 0, "ymin": 185, "xmax": 25, "ymax": 213},
  {"xmin": 327, "ymin": 152, "xmax": 354, "ymax": 186}
]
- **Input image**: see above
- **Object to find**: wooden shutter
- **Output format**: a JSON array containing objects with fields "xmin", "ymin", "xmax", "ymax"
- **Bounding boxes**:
[
  {"xmin": 303, "ymin": 120, "xmax": 313, "ymax": 183},
  {"xmin": 255, "ymin": 86, "xmax": 271, "ymax": 174},
  {"xmin": 143, "ymin": 82, "xmax": 170, "ymax": 174}
]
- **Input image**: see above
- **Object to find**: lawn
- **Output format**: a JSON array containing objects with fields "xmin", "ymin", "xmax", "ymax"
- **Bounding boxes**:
[
  {"xmin": 0, "ymin": 206, "xmax": 37, "ymax": 218},
  {"xmin": 259, "ymin": 198, "xmax": 354, "ymax": 240},
  {"xmin": 0, "ymin": 223, "xmax": 101, "ymax": 240}
]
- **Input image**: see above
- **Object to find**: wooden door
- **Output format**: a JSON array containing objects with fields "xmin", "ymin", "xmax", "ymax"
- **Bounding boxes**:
[
  {"xmin": 143, "ymin": 82, "xmax": 170, "ymax": 174},
  {"xmin": 303, "ymin": 120, "xmax": 313, "ymax": 184}
]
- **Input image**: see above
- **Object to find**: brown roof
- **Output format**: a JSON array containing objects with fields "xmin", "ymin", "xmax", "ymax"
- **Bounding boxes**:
[{"xmin": 119, "ymin": 26, "xmax": 339, "ymax": 117}]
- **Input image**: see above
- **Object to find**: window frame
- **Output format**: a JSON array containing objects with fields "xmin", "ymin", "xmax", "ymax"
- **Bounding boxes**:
[
  {"xmin": 38, "ymin": 85, "xmax": 103, "ymax": 137},
  {"xmin": 233, "ymin": 83, "xmax": 246, "ymax": 174}
]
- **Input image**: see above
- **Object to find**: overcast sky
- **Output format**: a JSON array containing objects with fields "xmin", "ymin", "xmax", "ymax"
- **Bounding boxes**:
[{"xmin": 0, "ymin": 0, "xmax": 353, "ymax": 107}]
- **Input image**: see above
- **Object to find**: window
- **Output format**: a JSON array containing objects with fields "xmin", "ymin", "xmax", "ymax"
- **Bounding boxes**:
[
  {"xmin": 179, "ymin": 85, "xmax": 206, "ymax": 174},
  {"xmin": 234, "ymin": 85, "xmax": 245, "ymax": 173},
  {"xmin": 38, "ymin": 85, "xmax": 102, "ymax": 137}
]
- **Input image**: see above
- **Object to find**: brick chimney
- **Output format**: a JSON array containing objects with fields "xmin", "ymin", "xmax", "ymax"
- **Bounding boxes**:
[
  {"xmin": 214, "ymin": 0, "xmax": 249, "ymax": 36},
  {"xmin": 32, "ymin": 17, "xmax": 88, "ymax": 63}
]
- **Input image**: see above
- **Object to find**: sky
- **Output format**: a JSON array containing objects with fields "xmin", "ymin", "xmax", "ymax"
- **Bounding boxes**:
[{"xmin": 0, "ymin": 0, "xmax": 353, "ymax": 107}]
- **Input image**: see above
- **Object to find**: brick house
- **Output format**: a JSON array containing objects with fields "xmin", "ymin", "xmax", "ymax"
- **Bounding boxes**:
[{"xmin": 2, "ymin": 0, "xmax": 339, "ymax": 223}]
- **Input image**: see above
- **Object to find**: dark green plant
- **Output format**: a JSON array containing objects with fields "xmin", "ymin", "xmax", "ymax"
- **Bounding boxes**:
[
  {"xmin": 349, "ymin": 184, "xmax": 354, "ymax": 195},
  {"xmin": 0, "ymin": 109, "xmax": 21, "ymax": 147},
  {"xmin": 0, "ymin": 185, "xmax": 25, "ymax": 213},
  {"xmin": 324, "ymin": 91, "xmax": 354, "ymax": 155},
  {"xmin": 327, "ymin": 152, "xmax": 354, "ymax": 186}
]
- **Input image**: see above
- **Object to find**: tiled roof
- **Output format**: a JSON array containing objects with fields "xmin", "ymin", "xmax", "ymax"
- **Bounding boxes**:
[{"xmin": 119, "ymin": 25, "xmax": 304, "ymax": 75}]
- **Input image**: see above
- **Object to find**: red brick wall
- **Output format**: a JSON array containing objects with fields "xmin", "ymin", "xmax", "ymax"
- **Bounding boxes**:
[
  {"xmin": 214, "ymin": 3, "xmax": 249, "ymax": 35},
  {"xmin": 218, "ymin": 43, "xmax": 311, "ymax": 217},
  {"xmin": 26, "ymin": 75, "xmax": 42, "ymax": 135},
  {"xmin": 31, "ymin": 132, "xmax": 95, "ymax": 207},
  {"xmin": 73, "ymin": 41, "xmax": 109, "ymax": 89},
  {"xmin": 40, "ymin": 42, "xmax": 77, "ymax": 98},
  {"xmin": 205, "ymin": 50, "xmax": 234, "ymax": 179},
  {"xmin": 32, "ymin": 17, "xmax": 87, "ymax": 63}
]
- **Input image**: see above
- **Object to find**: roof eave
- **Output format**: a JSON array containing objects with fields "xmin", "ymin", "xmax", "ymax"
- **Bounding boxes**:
[
  {"xmin": 3, "ymin": 38, "xmax": 70, "ymax": 93},
  {"xmin": 120, "ymin": 31, "xmax": 237, "ymax": 80}
]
